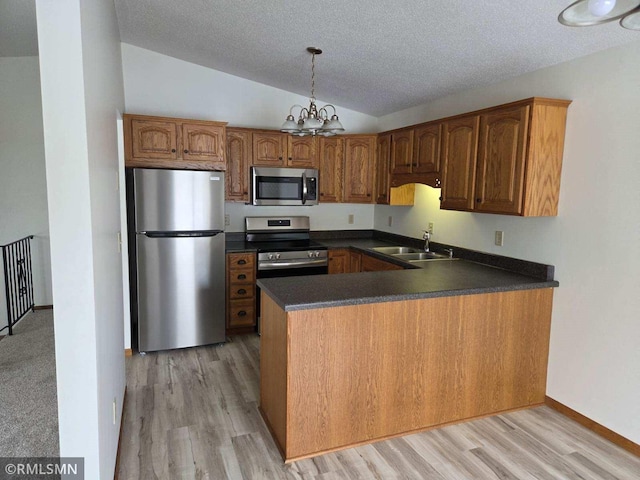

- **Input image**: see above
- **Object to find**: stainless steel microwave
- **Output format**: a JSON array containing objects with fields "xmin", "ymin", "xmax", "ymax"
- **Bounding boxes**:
[{"xmin": 250, "ymin": 167, "xmax": 318, "ymax": 206}]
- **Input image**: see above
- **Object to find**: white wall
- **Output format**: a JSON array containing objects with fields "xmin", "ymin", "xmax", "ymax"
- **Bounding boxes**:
[
  {"xmin": 36, "ymin": 0, "xmax": 126, "ymax": 478},
  {"xmin": 0, "ymin": 56, "xmax": 52, "ymax": 330},
  {"xmin": 375, "ymin": 40, "xmax": 640, "ymax": 444}
]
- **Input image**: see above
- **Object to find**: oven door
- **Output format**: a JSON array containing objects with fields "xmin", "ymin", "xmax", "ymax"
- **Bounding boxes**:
[{"xmin": 251, "ymin": 167, "xmax": 318, "ymax": 206}]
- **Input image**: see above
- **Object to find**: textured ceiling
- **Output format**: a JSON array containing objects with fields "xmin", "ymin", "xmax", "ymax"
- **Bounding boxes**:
[{"xmin": 0, "ymin": 0, "xmax": 38, "ymax": 57}]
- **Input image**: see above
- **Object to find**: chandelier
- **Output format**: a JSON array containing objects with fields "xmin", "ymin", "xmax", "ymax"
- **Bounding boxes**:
[
  {"xmin": 559, "ymin": 0, "xmax": 640, "ymax": 28},
  {"xmin": 281, "ymin": 48, "xmax": 345, "ymax": 137}
]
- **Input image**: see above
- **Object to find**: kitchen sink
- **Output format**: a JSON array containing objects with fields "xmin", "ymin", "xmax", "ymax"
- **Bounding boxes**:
[
  {"xmin": 393, "ymin": 252, "xmax": 449, "ymax": 261},
  {"xmin": 371, "ymin": 246, "xmax": 422, "ymax": 254}
]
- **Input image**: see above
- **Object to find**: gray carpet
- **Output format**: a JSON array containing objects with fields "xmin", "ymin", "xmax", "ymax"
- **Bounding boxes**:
[{"xmin": 0, "ymin": 309, "xmax": 59, "ymax": 456}]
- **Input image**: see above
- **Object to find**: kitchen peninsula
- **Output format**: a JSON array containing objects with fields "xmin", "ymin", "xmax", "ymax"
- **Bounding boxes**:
[{"xmin": 258, "ymin": 256, "xmax": 557, "ymax": 462}]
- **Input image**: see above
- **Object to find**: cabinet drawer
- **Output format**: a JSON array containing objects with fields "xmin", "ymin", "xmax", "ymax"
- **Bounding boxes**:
[
  {"xmin": 227, "ymin": 252, "xmax": 255, "ymax": 268},
  {"xmin": 229, "ymin": 283, "xmax": 255, "ymax": 300},
  {"xmin": 229, "ymin": 268, "xmax": 255, "ymax": 284},
  {"xmin": 228, "ymin": 300, "xmax": 255, "ymax": 327}
]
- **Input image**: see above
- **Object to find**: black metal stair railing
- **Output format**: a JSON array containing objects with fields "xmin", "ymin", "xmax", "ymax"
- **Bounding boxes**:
[{"xmin": 1, "ymin": 235, "xmax": 35, "ymax": 335}]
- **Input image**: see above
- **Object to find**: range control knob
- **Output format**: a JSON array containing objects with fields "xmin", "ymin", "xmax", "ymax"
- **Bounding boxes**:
[
  {"xmin": 268, "ymin": 253, "xmax": 274, "ymax": 260},
  {"xmin": 314, "ymin": 251, "xmax": 321, "ymax": 258},
  {"xmin": 275, "ymin": 253, "xmax": 281, "ymax": 260},
  {"xmin": 308, "ymin": 251, "xmax": 314, "ymax": 258}
]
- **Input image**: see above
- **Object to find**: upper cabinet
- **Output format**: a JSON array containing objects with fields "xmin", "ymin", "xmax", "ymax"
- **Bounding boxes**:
[
  {"xmin": 375, "ymin": 134, "xmax": 391, "ymax": 204},
  {"xmin": 318, "ymin": 137, "xmax": 343, "ymax": 203},
  {"xmin": 390, "ymin": 130, "xmax": 414, "ymax": 174},
  {"xmin": 288, "ymin": 136, "xmax": 318, "ymax": 168},
  {"xmin": 253, "ymin": 132, "xmax": 287, "ymax": 166},
  {"xmin": 413, "ymin": 123, "xmax": 441, "ymax": 174},
  {"xmin": 124, "ymin": 114, "xmax": 226, "ymax": 170},
  {"xmin": 343, "ymin": 136, "xmax": 376, "ymax": 203},
  {"xmin": 440, "ymin": 115, "xmax": 480, "ymax": 211},
  {"xmin": 226, "ymin": 128, "xmax": 252, "ymax": 202},
  {"xmin": 439, "ymin": 98, "xmax": 570, "ymax": 216}
]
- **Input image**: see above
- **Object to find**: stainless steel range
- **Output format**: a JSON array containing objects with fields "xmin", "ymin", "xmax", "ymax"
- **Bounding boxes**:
[
  {"xmin": 245, "ymin": 216, "xmax": 328, "ymax": 322},
  {"xmin": 245, "ymin": 216, "xmax": 328, "ymax": 275}
]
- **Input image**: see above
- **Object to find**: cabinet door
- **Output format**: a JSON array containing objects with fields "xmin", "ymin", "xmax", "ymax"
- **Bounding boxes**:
[
  {"xmin": 440, "ymin": 115, "xmax": 479, "ymax": 211},
  {"xmin": 349, "ymin": 251, "xmax": 362, "ymax": 273},
  {"xmin": 328, "ymin": 249, "xmax": 349, "ymax": 274},
  {"xmin": 131, "ymin": 119, "xmax": 178, "ymax": 160},
  {"xmin": 181, "ymin": 123, "xmax": 225, "ymax": 168},
  {"xmin": 226, "ymin": 129, "xmax": 252, "ymax": 202},
  {"xmin": 253, "ymin": 132, "xmax": 286, "ymax": 166},
  {"xmin": 288, "ymin": 136, "xmax": 318, "ymax": 168},
  {"xmin": 361, "ymin": 254, "xmax": 404, "ymax": 272},
  {"xmin": 413, "ymin": 123, "xmax": 441, "ymax": 174},
  {"xmin": 318, "ymin": 137, "xmax": 343, "ymax": 203},
  {"xmin": 475, "ymin": 106, "xmax": 529, "ymax": 214},
  {"xmin": 390, "ymin": 130, "xmax": 414, "ymax": 174},
  {"xmin": 376, "ymin": 134, "xmax": 391, "ymax": 204},
  {"xmin": 343, "ymin": 136, "xmax": 376, "ymax": 203}
]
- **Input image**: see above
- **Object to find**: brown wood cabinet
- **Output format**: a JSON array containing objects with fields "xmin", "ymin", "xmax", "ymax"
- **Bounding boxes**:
[
  {"xmin": 226, "ymin": 252, "xmax": 257, "ymax": 334},
  {"xmin": 413, "ymin": 123, "xmax": 441, "ymax": 174},
  {"xmin": 343, "ymin": 136, "xmax": 376, "ymax": 203},
  {"xmin": 349, "ymin": 250, "xmax": 362, "ymax": 273},
  {"xmin": 390, "ymin": 129, "xmax": 414, "ymax": 175},
  {"xmin": 318, "ymin": 137, "xmax": 343, "ymax": 203},
  {"xmin": 288, "ymin": 136, "xmax": 318, "ymax": 168},
  {"xmin": 440, "ymin": 98, "xmax": 570, "ymax": 216},
  {"xmin": 328, "ymin": 249, "xmax": 350, "ymax": 274},
  {"xmin": 360, "ymin": 253, "xmax": 404, "ymax": 272},
  {"xmin": 440, "ymin": 115, "xmax": 480, "ymax": 211},
  {"xmin": 375, "ymin": 134, "xmax": 391, "ymax": 204},
  {"xmin": 124, "ymin": 114, "xmax": 226, "ymax": 170},
  {"xmin": 253, "ymin": 131, "xmax": 286, "ymax": 166},
  {"xmin": 226, "ymin": 128, "xmax": 252, "ymax": 202}
]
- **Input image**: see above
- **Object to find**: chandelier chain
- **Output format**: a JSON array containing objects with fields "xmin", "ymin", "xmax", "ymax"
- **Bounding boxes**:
[{"xmin": 310, "ymin": 52, "xmax": 316, "ymax": 100}]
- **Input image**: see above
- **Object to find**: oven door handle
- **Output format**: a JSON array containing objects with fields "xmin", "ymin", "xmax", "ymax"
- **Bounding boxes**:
[
  {"xmin": 259, "ymin": 259, "xmax": 327, "ymax": 270},
  {"xmin": 301, "ymin": 172, "xmax": 308, "ymax": 205}
]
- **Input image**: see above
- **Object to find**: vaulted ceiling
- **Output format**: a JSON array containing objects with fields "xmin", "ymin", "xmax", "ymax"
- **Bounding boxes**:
[{"xmin": 4, "ymin": 0, "xmax": 638, "ymax": 116}]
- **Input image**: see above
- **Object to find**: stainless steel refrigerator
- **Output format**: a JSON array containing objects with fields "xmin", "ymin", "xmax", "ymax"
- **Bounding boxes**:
[{"xmin": 133, "ymin": 168, "xmax": 226, "ymax": 352}]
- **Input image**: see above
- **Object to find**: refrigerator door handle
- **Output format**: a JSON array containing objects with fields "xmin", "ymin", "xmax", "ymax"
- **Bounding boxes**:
[{"xmin": 141, "ymin": 230, "xmax": 224, "ymax": 238}]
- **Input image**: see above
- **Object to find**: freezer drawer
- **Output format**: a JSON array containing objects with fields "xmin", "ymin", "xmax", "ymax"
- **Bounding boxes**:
[
  {"xmin": 137, "ymin": 232, "xmax": 225, "ymax": 352},
  {"xmin": 134, "ymin": 168, "xmax": 225, "ymax": 232}
]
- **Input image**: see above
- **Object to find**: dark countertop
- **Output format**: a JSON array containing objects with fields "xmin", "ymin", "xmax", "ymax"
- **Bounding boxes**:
[{"xmin": 258, "ymin": 260, "xmax": 558, "ymax": 312}]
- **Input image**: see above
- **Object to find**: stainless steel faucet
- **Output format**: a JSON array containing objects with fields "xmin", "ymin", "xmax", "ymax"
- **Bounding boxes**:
[{"xmin": 422, "ymin": 230, "xmax": 431, "ymax": 252}]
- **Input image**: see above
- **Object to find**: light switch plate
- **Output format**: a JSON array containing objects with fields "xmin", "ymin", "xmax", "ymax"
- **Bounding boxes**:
[
  {"xmin": 348, "ymin": 214, "xmax": 354, "ymax": 225},
  {"xmin": 495, "ymin": 230, "xmax": 504, "ymax": 246},
  {"xmin": 388, "ymin": 216, "xmax": 393, "ymax": 227}
]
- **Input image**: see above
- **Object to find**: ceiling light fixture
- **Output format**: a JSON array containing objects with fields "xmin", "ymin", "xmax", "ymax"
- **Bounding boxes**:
[
  {"xmin": 281, "ymin": 47, "xmax": 345, "ymax": 137},
  {"xmin": 558, "ymin": 0, "xmax": 640, "ymax": 29}
]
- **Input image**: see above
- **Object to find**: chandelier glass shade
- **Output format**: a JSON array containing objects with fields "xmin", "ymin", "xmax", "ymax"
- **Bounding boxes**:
[
  {"xmin": 558, "ymin": 0, "xmax": 640, "ymax": 28},
  {"xmin": 281, "ymin": 48, "xmax": 345, "ymax": 137}
]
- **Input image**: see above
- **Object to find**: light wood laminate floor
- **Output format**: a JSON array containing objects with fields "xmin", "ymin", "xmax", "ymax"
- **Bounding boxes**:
[{"xmin": 118, "ymin": 335, "xmax": 640, "ymax": 479}]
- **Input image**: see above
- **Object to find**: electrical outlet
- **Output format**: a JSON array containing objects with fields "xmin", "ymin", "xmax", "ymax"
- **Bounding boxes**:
[
  {"xmin": 348, "ymin": 214, "xmax": 354, "ymax": 225},
  {"xmin": 112, "ymin": 397, "xmax": 117, "ymax": 425},
  {"xmin": 224, "ymin": 214, "xmax": 230, "ymax": 226},
  {"xmin": 495, "ymin": 230, "xmax": 504, "ymax": 246},
  {"xmin": 428, "ymin": 222, "xmax": 434, "ymax": 235},
  {"xmin": 388, "ymin": 216, "xmax": 393, "ymax": 227}
]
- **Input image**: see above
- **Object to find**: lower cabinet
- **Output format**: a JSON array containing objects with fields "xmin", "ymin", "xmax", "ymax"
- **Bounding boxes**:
[
  {"xmin": 226, "ymin": 252, "xmax": 257, "ymax": 334},
  {"xmin": 361, "ymin": 253, "xmax": 404, "ymax": 272},
  {"xmin": 328, "ymin": 249, "xmax": 350, "ymax": 274}
]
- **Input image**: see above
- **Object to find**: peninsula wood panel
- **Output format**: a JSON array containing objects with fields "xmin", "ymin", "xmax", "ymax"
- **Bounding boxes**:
[
  {"xmin": 261, "ymin": 288, "xmax": 554, "ymax": 461},
  {"xmin": 259, "ymin": 294, "xmax": 288, "ymax": 453}
]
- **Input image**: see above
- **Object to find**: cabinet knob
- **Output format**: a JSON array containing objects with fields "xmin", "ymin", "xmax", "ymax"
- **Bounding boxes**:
[
  {"xmin": 243, "ymin": 191, "xmax": 248, "ymax": 195},
  {"xmin": 367, "ymin": 193, "xmax": 371, "ymax": 197},
  {"xmin": 237, "ymin": 310, "xmax": 247, "ymax": 317},
  {"xmin": 476, "ymin": 198, "xmax": 483, "ymax": 203},
  {"xmin": 184, "ymin": 149, "xmax": 189, "ymax": 154},
  {"xmin": 237, "ymin": 274, "xmax": 247, "ymax": 280},
  {"xmin": 171, "ymin": 149, "xmax": 176, "ymax": 153},
  {"xmin": 289, "ymin": 157, "xmax": 292, "ymax": 161},
  {"xmin": 320, "ymin": 193, "xmax": 325, "ymax": 196},
  {"xmin": 439, "ymin": 196, "xmax": 443, "ymax": 201},
  {"xmin": 237, "ymin": 288, "xmax": 247, "ymax": 295},
  {"xmin": 278, "ymin": 156, "xmax": 283, "ymax": 160},
  {"xmin": 238, "ymin": 259, "xmax": 247, "ymax": 265},
  {"xmin": 412, "ymin": 163, "xmax": 417, "ymax": 166}
]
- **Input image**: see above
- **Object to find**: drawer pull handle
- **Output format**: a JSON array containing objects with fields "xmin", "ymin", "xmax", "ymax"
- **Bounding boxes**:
[
  {"xmin": 237, "ymin": 288, "xmax": 247, "ymax": 295},
  {"xmin": 237, "ymin": 310, "xmax": 247, "ymax": 317},
  {"xmin": 238, "ymin": 259, "xmax": 247, "ymax": 265},
  {"xmin": 237, "ymin": 274, "xmax": 247, "ymax": 280}
]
